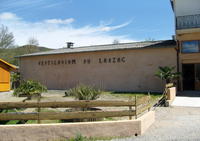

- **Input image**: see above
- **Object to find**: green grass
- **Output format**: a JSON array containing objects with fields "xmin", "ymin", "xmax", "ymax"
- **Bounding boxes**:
[
  {"xmin": 53, "ymin": 134, "xmax": 115, "ymax": 141},
  {"xmin": 6, "ymin": 120, "xmax": 27, "ymax": 125},
  {"xmin": 0, "ymin": 109, "xmax": 27, "ymax": 125},
  {"xmin": 103, "ymin": 91, "xmax": 162, "ymax": 100},
  {"xmin": 26, "ymin": 120, "xmax": 61, "ymax": 124},
  {"xmin": 104, "ymin": 117, "xmax": 114, "ymax": 121},
  {"xmin": 26, "ymin": 108, "xmax": 62, "ymax": 124},
  {"xmin": 53, "ymin": 135, "xmax": 126, "ymax": 141}
]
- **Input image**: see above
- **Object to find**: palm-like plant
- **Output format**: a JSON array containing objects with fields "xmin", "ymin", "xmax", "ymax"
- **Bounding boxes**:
[
  {"xmin": 65, "ymin": 84, "xmax": 101, "ymax": 100},
  {"xmin": 13, "ymin": 80, "xmax": 47, "ymax": 98},
  {"xmin": 155, "ymin": 66, "xmax": 181, "ymax": 84}
]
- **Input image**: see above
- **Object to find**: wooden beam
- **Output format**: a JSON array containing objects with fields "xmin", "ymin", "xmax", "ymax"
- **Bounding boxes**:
[
  {"xmin": 0, "ymin": 110, "xmax": 136, "ymax": 120},
  {"xmin": 0, "ymin": 100, "xmax": 135, "ymax": 109},
  {"xmin": 136, "ymin": 96, "xmax": 150, "ymax": 106},
  {"xmin": 136, "ymin": 103, "xmax": 152, "ymax": 115}
]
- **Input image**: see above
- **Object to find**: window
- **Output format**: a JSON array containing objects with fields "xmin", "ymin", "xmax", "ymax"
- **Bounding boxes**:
[{"xmin": 182, "ymin": 41, "xmax": 200, "ymax": 53}]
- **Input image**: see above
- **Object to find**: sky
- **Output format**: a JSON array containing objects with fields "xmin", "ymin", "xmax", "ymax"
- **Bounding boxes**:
[{"xmin": 0, "ymin": 0, "xmax": 175, "ymax": 49}]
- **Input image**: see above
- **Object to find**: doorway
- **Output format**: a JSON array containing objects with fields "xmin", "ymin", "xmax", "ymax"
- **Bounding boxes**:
[
  {"xmin": 182, "ymin": 64, "xmax": 200, "ymax": 91},
  {"xmin": 182, "ymin": 64, "xmax": 195, "ymax": 90}
]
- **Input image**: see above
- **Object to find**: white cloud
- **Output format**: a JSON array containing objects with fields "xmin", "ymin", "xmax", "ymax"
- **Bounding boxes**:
[
  {"xmin": 100, "ymin": 21, "xmax": 131, "ymax": 32},
  {"xmin": 44, "ymin": 18, "xmax": 75, "ymax": 24},
  {"xmin": 0, "ymin": 12, "xmax": 135, "ymax": 49},
  {"xmin": 0, "ymin": 12, "xmax": 20, "ymax": 21}
]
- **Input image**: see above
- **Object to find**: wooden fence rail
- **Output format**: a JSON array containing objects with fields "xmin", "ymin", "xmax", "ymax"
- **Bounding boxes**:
[
  {"xmin": 0, "ymin": 100, "xmax": 136, "ymax": 109},
  {"xmin": 0, "ymin": 110, "xmax": 136, "ymax": 120},
  {"xmin": 0, "ymin": 96, "xmax": 152, "ymax": 122}
]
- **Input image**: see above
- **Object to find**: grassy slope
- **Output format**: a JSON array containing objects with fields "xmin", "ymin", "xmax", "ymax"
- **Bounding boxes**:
[{"xmin": 0, "ymin": 45, "xmax": 52, "ymax": 66}]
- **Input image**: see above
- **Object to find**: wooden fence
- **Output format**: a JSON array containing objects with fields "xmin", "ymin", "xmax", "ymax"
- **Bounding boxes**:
[{"xmin": 0, "ymin": 96, "xmax": 152, "ymax": 123}]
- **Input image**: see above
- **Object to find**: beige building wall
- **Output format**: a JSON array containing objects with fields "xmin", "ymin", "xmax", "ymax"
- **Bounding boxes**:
[{"xmin": 19, "ymin": 48, "xmax": 177, "ymax": 92}]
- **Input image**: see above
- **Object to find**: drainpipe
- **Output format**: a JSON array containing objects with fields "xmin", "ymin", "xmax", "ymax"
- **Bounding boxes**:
[{"xmin": 175, "ymin": 41, "xmax": 180, "ymax": 91}]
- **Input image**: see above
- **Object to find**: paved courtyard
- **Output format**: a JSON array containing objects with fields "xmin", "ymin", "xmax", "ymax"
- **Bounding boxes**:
[
  {"xmin": 172, "ymin": 91, "xmax": 200, "ymax": 107},
  {"xmin": 114, "ymin": 106, "xmax": 200, "ymax": 141},
  {"xmin": 172, "ymin": 96, "xmax": 200, "ymax": 107},
  {"xmin": 115, "ymin": 93, "xmax": 200, "ymax": 141}
]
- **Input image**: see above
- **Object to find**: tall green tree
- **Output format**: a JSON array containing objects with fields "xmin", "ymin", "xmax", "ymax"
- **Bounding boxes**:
[{"xmin": 0, "ymin": 25, "xmax": 14, "ymax": 48}]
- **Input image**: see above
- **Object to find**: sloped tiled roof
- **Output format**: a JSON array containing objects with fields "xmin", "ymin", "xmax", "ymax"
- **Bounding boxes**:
[
  {"xmin": 0, "ymin": 59, "xmax": 17, "ymax": 71},
  {"xmin": 17, "ymin": 40, "xmax": 176, "ymax": 57}
]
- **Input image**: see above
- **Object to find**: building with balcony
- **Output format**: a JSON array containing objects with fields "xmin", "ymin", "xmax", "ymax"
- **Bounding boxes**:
[{"xmin": 171, "ymin": 0, "xmax": 200, "ymax": 91}]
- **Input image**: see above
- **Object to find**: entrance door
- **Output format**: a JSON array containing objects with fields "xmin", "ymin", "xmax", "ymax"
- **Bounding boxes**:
[
  {"xmin": 195, "ymin": 64, "xmax": 200, "ymax": 90},
  {"xmin": 182, "ymin": 64, "xmax": 195, "ymax": 90}
]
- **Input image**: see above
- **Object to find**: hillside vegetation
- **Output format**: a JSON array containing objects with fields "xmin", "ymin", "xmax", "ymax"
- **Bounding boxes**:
[{"xmin": 0, "ymin": 45, "xmax": 52, "ymax": 66}]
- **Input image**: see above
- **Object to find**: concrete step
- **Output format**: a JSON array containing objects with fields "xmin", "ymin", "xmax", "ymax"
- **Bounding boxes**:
[{"xmin": 172, "ymin": 96, "xmax": 200, "ymax": 107}]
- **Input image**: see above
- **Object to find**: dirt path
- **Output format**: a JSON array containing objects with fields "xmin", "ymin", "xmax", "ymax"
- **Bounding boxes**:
[{"xmin": 114, "ymin": 107, "xmax": 200, "ymax": 141}]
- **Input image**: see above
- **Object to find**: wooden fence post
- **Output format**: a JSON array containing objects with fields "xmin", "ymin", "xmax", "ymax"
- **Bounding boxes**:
[
  {"xmin": 135, "ymin": 95, "xmax": 137, "ymax": 119},
  {"xmin": 129, "ymin": 96, "xmax": 132, "ymax": 120},
  {"xmin": 148, "ymin": 92, "xmax": 151, "ymax": 112},
  {"xmin": 37, "ymin": 94, "xmax": 41, "ymax": 124}
]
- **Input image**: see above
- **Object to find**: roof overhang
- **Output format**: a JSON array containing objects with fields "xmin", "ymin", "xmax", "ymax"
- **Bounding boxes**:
[
  {"xmin": 170, "ymin": 0, "xmax": 174, "ymax": 11},
  {"xmin": 0, "ymin": 59, "xmax": 17, "ymax": 72}
]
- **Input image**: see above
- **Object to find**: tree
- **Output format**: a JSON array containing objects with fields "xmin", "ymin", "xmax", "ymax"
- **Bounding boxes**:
[
  {"xmin": 28, "ymin": 37, "xmax": 39, "ymax": 46},
  {"xmin": 155, "ymin": 66, "xmax": 181, "ymax": 84},
  {"xmin": 11, "ymin": 72, "xmax": 21, "ymax": 89},
  {"xmin": 145, "ymin": 38, "xmax": 155, "ymax": 41},
  {"xmin": 113, "ymin": 39, "xmax": 120, "ymax": 44},
  {"xmin": 0, "ymin": 25, "xmax": 14, "ymax": 48},
  {"xmin": 25, "ymin": 37, "xmax": 39, "ymax": 53}
]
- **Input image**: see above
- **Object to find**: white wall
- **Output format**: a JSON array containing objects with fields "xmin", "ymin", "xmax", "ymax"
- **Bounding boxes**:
[{"xmin": 175, "ymin": 0, "xmax": 200, "ymax": 16}]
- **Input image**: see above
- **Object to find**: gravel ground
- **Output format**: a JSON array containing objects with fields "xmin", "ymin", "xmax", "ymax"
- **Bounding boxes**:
[
  {"xmin": 0, "ymin": 91, "xmax": 26, "ymax": 102},
  {"xmin": 113, "ymin": 106, "xmax": 200, "ymax": 141},
  {"xmin": 0, "ymin": 90, "xmax": 157, "ymax": 102},
  {"xmin": 0, "ymin": 90, "xmax": 157, "ymax": 122}
]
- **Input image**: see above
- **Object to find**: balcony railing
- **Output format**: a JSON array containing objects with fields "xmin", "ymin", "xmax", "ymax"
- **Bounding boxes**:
[{"xmin": 176, "ymin": 14, "xmax": 200, "ymax": 30}]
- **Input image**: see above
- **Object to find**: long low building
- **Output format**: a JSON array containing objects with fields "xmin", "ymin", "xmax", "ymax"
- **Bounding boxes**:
[
  {"xmin": 17, "ymin": 0, "xmax": 200, "ymax": 93},
  {"xmin": 18, "ymin": 40, "xmax": 177, "ymax": 92}
]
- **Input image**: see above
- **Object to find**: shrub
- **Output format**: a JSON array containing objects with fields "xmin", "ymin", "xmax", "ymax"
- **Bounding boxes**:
[
  {"xmin": 155, "ymin": 66, "xmax": 181, "ymax": 84},
  {"xmin": 65, "ymin": 85, "xmax": 101, "ymax": 100},
  {"xmin": 13, "ymin": 80, "xmax": 47, "ymax": 97},
  {"xmin": 11, "ymin": 72, "xmax": 20, "ymax": 89}
]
